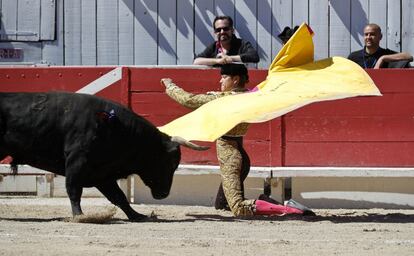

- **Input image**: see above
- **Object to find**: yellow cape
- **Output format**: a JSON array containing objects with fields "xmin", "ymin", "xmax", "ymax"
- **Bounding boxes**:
[{"xmin": 159, "ymin": 23, "xmax": 381, "ymax": 142}]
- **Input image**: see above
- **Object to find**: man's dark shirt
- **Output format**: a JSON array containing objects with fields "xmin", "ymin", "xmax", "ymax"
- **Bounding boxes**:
[
  {"xmin": 348, "ymin": 47, "xmax": 397, "ymax": 68},
  {"xmin": 195, "ymin": 35, "xmax": 259, "ymax": 63}
]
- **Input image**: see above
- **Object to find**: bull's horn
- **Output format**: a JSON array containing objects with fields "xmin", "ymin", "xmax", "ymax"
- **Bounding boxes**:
[{"xmin": 171, "ymin": 136, "xmax": 209, "ymax": 151}]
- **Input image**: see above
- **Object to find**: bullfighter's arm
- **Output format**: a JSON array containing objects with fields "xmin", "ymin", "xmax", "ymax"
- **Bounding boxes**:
[{"xmin": 161, "ymin": 78, "xmax": 222, "ymax": 109}]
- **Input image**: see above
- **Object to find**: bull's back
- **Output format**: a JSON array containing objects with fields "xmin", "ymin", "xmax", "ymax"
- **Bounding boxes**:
[{"xmin": 0, "ymin": 92, "xmax": 107, "ymax": 171}]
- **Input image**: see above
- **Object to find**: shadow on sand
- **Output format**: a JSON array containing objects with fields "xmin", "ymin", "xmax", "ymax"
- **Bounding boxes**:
[{"xmin": 2, "ymin": 212, "xmax": 413, "ymax": 224}]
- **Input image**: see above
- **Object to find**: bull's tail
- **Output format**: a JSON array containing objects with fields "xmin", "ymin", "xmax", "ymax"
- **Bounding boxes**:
[{"xmin": 10, "ymin": 162, "xmax": 18, "ymax": 175}]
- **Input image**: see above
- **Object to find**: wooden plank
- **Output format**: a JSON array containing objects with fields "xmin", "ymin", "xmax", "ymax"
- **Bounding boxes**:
[
  {"xmin": 386, "ymin": 0, "xmax": 401, "ymax": 51},
  {"xmin": 257, "ymin": 0, "xmax": 272, "ymax": 68},
  {"xmin": 64, "ymin": 0, "xmax": 82, "ymax": 65},
  {"xmin": 133, "ymin": 114, "xmax": 186, "ymax": 127},
  {"xmin": 40, "ymin": 0, "xmax": 56, "ymax": 40},
  {"xmin": 270, "ymin": 167, "xmax": 414, "ymax": 177},
  {"xmin": 180, "ymin": 139, "xmax": 272, "ymax": 166},
  {"xmin": 180, "ymin": 145, "xmax": 218, "ymax": 165},
  {"xmin": 158, "ymin": 0, "xmax": 177, "ymax": 65},
  {"xmin": 131, "ymin": 93, "xmax": 191, "ymax": 116},
  {"xmin": 176, "ymin": 165, "xmax": 414, "ymax": 177},
  {"xmin": 1, "ymin": 0, "xmax": 18, "ymax": 41},
  {"xmin": 366, "ymin": 69, "xmax": 414, "ymax": 93},
  {"xmin": 176, "ymin": 165, "xmax": 272, "ymax": 177},
  {"xmin": 235, "ymin": 0, "xmax": 256, "ymax": 37},
  {"xmin": 17, "ymin": 0, "xmax": 41, "ymax": 41},
  {"xmin": 401, "ymin": 0, "xmax": 414, "ymax": 54},
  {"xmin": 285, "ymin": 142, "xmax": 414, "ymax": 167},
  {"xmin": 177, "ymin": 0, "xmax": 195, "ymax": 65},
  {"xmin": 309, "ymin": 0, "xmax": 329, "ymax": 60},
  {"xmin": 129, "ymin": 67, "xmax": 220, "ymax": 92},
  {"xmin": 0, "ymin": 67, "xmax": 116, "ymax": 92},
  {"xmin": 368, "ymin": 0, "xmax": 387, "ymax": 48},
  {"xmin": 271, "ymin": 0, "xmax": 292, "ymax": 58},
  {"xmin": 215, "ymin": 0, "xmax": 234, "ymax": 17},
  {"xmin": 245, "ymin": 122, "xmax": 272, "ymax": 141},
  {"xmin": 194, "ymin": 0, "xmax": 215, "ymax": 55},
  {"xmin": 270, "ymin": 118, "xmax": 283, "ymax": 166},
  {"xmin": 285, "ymin": 116, "xmax": 414, "ymax": 142},
  {"xmin": 235, "ymin": 0, "xmax": 257, "ymax": 68},
  {"xmin": 128, "ymin": 67, "xmax": 266, "ymax": 92},
  {"xmin": 119, "ymin": 0, "xmax": 134, "ymax": 65},
  {"xmin": 134, "ymin": 0, "xmax": 158, "ymax": 65},
  {"xmin": 329, "ymin": 0, "xmax": 351, "ymax": 57},
  {"xmin": 293, "ymin": 0, "xmax": 309, "ymax": 25},
  {"xmin": 286, "ymin": 94, "xmax": 414, "ymax": 117},
  {"xmin": 350, "ymin": 0, "xmax": 368, "ymax": 52},
  {"xmin": 97, "ymin": 0, "xmax": 118, "ymax": 65},
  {"xmin": 245, "ymin": 139, "xmax": 272, "ymax": 166},
  {"xmin": 81, "ymin": 0, "xmax": 97, "ymax": 65},
  {"xmin": 42, "ymin": 0, "xmax": 64, "ymax": 65},
  {"xmin": 36, "ymin": 175, "xmax": 54, "ymax": 197},
  {"xmin": 0, "ymin": 176, "xmax": 37, "ymax": 193}
]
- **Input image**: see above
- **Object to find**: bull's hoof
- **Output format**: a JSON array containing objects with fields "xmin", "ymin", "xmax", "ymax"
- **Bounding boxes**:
[{"xmin": 128, "ymin": 212, "xmax": 150, "ymax": 222}]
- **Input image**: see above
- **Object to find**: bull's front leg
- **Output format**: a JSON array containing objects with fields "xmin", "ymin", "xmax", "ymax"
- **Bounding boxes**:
[
  {"xmin": 96, "ymin": 180, "xmax": 147, "ymax": 221},
  {"xmin": 64, "ymin": 151, "xmax": 86, "ymax": 217},
  {"xmin": 65, "ymin": 174, "xmax": 84, "ymax": 216}
]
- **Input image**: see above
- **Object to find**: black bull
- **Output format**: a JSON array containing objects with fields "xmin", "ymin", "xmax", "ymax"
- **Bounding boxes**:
[{"xmin": 0, "ymin": 92, "xmax": 207, "ymax": 221}]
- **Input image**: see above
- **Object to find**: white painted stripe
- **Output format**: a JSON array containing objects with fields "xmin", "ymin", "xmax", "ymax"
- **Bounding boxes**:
[
  {"xmin": 176, "ymin": 165, "xmax": 414, "ymax": 177},
  {"xmin": 76, "ymin": 67, "xmax": 122, "ymax": 95}
]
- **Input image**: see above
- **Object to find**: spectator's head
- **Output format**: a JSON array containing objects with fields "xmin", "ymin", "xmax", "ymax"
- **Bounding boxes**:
[
  {"xmin": 219, "ymin": 63, "xmax": 249, "ymax": 91},
  {"xmin": 278, "ymin": 26, "xmax": 299, "ymax": 44},
  {"xmin": 364, "ymin": 24, "xmax": 382, "ymax": 50},
  {"xmin": 213, "ymin": 16, "xmax": 234, "ymax": 43}
]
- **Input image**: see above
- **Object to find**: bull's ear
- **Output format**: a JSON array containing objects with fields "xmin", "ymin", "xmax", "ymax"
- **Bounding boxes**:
[{"xmin": 170, "ymin": 136, "xmax": 209, "ymax": 151}]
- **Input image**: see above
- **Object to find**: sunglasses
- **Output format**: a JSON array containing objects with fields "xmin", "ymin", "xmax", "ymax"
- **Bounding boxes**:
[{"xmin": 214, "ymin": 26, "xmax": 231, "ymax": 33}]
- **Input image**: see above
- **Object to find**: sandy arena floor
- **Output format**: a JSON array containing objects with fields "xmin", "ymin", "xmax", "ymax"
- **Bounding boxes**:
[{"xmin": 1, "ymin": 196, "xmax": 414, "ymax": 255}]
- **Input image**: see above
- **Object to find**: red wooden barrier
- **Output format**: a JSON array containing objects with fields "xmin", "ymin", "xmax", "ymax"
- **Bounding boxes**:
[
  {"xmin": 1, "ymin": 66, "xmax": 413, "ymax": 167},
  {"xmin": 128, "ymin": 67, "xmax": 280, "ymax": 166},
  {"xmin": 0, "ymin": 66, "xmax": 129, "ymax": 105},
  {"xmin": 284, "ymin": 69, "xmax": 414, "ymax": 167}
]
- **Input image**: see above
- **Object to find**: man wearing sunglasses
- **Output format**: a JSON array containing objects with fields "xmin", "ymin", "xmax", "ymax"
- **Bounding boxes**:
[{"xmin": 193, "ymin": 16, "xmax": 259, "ymax": 66}]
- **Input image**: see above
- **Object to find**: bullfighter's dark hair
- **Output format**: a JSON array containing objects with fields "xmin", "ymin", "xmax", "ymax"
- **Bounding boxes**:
[
  {"xmin": 213, "ymin": 16, "xmax": 234, "ymax": 29},
  {"xmin": 220, "ymin": 63, "xmax": 249, "ymax": 86}
]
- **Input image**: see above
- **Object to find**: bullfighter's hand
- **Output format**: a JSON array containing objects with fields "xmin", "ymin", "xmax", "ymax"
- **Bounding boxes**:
[{"xmin": 161, "ymin": 78, "xmax": 174, "ymax": 89}]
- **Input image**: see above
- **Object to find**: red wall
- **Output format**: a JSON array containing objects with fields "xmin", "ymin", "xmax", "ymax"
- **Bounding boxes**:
[
  {"xmin": 128, "ymin": 67, "xmax": 281, "ymax": 166},
  {"xmin": 0, "ymin": 66, "xmax": 129, "ymax": 105},
  {"xmin": 128, "ymin": 68, "xmax": 414, "ymax": 167},
  {"xmin": 1, "ymin": 67, "xmax": 413, "ymax": 167},
  {"xmin": 283, "ymin": 69, "xmax": 414, "ymax": 167}
]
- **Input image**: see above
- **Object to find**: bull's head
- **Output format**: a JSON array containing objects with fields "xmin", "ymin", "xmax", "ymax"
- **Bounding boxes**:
[{"xmin": 140, "ymin": 135, "xmax": 208, "ymax": 199}]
